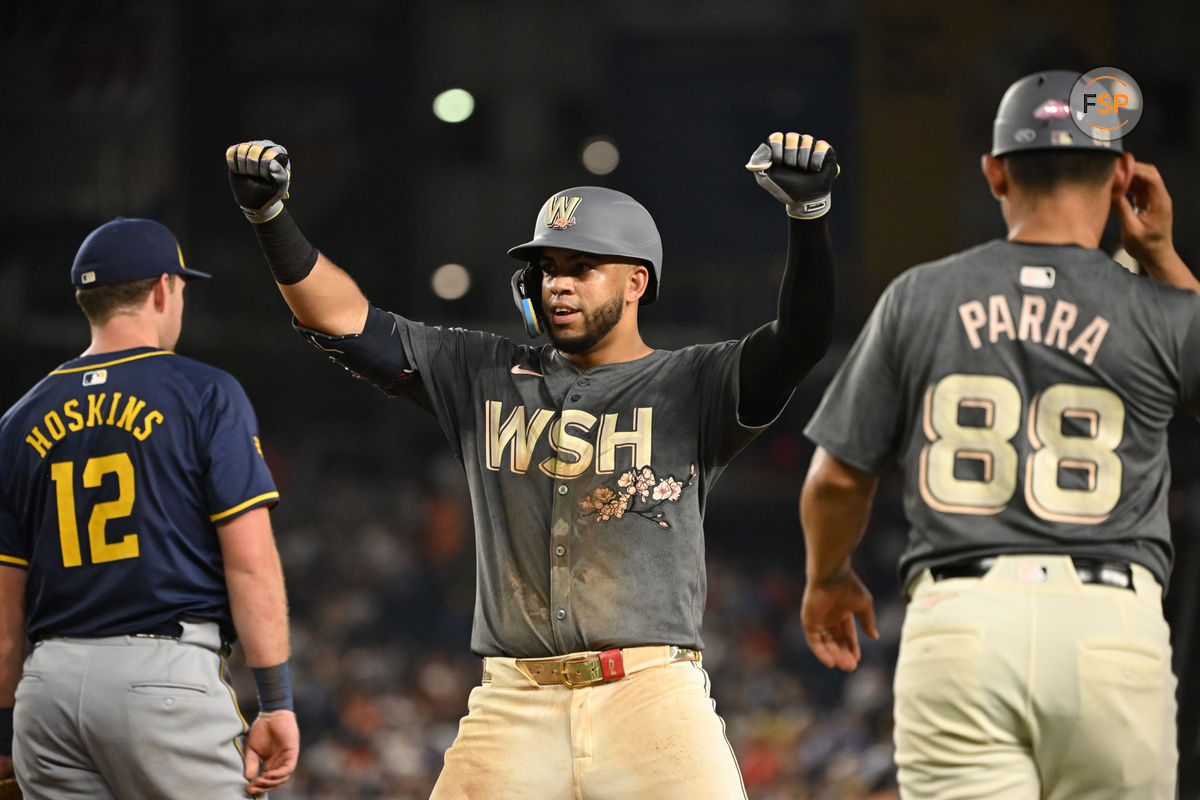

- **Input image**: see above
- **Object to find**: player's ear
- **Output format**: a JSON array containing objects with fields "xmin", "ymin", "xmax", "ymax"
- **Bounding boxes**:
[
  {"xmin": 151, "ymin": 273, "xmax": 171, "ymax": 311},
  {"xmin": 981, "ymin": 154, "xmax": 1007, "ymax": 199},
  {"xmin": 1111, "ymin": 152, "xmax": 1135, "ymax": 201},
  {"xmin": 625, "ymin": 263, "xmax": 649, "ymax": 304}
]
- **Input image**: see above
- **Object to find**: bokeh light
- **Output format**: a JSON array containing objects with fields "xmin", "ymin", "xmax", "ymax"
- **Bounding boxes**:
[
  {"xmin": 433, "ymin": 88, "xmax": 475, "ymax": 123},
  {"xmin": 431, "ymin": 263, "xmax": 471, "ymax": 299},
  {"xmin": 581, "ymin": 136, "xmax": 620, "ymax": 175}
]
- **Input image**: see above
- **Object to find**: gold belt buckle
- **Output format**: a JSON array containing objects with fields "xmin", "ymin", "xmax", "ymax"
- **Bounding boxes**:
[{"xmin": 559, "ymin": 654, "xmax": 604, "ymax": 688}]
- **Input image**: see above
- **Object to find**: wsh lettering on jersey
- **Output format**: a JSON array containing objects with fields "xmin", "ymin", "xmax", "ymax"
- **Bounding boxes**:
[
  {"xmin": 485, "ymin": 401, "xmax": 652, "ymax": 478},
  {"xmin": 24, "ymin": 392, "xmax": 165, "ymax": 457},
  {"xmin": 958, "ymin": 294, "xmax": 1109, "ymax": 365}
]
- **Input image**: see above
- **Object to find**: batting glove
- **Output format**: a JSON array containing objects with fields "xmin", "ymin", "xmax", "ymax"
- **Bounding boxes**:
[
  {"xmin": 746, "ymin": 132, "xmax": 840, "ymax": 219},
  {"xmin": 226, "ymin": 140, "xmax": 291, "ymax": 223}
]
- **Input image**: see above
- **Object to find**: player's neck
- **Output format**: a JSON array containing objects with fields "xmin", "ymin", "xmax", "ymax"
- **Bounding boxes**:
[
  {"xmin": 81, "ymin": 317, "xmax": 167, "ymax": 357},
  {"xmin": 559, "ymin": 332, "xmax": 653, "ymax": 372},
  {"xmin": 1003, "ymin": 190, "xmax": 1108, "ymax": 249}
]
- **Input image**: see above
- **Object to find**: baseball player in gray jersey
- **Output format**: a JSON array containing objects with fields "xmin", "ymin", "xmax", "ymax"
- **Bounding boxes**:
[
  {"xmin": 799, "ymin": 70, "xmax": 1200, "ymax": 799},
  {"xmin": 225, "ymin": 131, "xmax": 838, "ymax": 797}
]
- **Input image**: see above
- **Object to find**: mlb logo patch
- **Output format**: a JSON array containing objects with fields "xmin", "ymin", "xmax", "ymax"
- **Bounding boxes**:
[
  {"xmin": 80, "ymin": 271, "xmax": 96, "ymax": 285},
  {"xmin": 82, "ymin": 369, "xmax": 107, "ymax": 386},
  {"xmin": 1020, "ymin": 266, "xmax": 1056, "ymax": 288}
]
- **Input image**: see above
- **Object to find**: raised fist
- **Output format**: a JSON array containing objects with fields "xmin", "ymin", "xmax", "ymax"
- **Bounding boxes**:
[
  {"xmin": 227, "ymin": 140, "xmax": 291, "ymax": 223},
  {"xmin": 746, "ymin": 132, "xmax": 839, "ymax": 219}
]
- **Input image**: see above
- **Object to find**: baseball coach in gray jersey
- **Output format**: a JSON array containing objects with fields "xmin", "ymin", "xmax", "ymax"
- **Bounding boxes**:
[
  {"xmin": 225, "ymin": 131, "xmax": 838, "ymax": 798},
  {"xmin": 799, "ymin": 70, "xmax": 1200, "ymax": 799}
]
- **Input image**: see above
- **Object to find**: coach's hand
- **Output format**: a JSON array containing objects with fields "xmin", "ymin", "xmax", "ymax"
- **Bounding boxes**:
[
  {"xmin": 227, "ymin": 140, "xmax": 291, "ymax": 223},
  {"xmin": 746, "ymin": 131, "xmax": 839, "ymax": 219},
  {"xmin": 1115, "ymin": 160, "xmax": 1200, "ymax": 293},
  {"xmin": 801, "ymin": 568, "xmax": 878, "ymax": 672},
  {"xmin": 1116, "ymin": 161, "xmax": 1177, "ymax": 267},
  {"xmin": 244, "ymin": 709, "xmax": 300, "ymax": 795}
]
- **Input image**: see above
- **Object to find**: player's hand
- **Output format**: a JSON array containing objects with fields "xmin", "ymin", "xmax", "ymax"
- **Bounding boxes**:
[
  {"xmin": 227, "ymin": 140, "xmax": 291, "ymax": 224},
  {"xmin": 746, "ymin": 132, "xmax": 840, "ymax": 219},
  {"xmin": 1114, "ymin": 161, "xmax": 1199, "ymax": 292},
  {"xmin": 1116, "ymin": 161, "xmax": 1176, "ymax": 266},
  {"xmin": 801, "ymin": 568, "xmax": 878, "ymax": 672},
  {"xmin": 243, "ymin": 709, "xmax": 299, "ymax": 795}
]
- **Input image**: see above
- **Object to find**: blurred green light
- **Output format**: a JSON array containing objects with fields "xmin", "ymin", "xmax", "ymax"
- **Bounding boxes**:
[{"xmin": 433, "ymin": 89, "xmax": 475, "ymax": 123}]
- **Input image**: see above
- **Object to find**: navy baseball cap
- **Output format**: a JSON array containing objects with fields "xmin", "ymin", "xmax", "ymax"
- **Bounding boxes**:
[{"xmin": 71, "ymin": 217, "xmax": 212, "ymax": 289}]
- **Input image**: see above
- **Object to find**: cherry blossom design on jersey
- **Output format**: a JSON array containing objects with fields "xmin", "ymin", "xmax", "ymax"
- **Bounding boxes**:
[{"xmin": 579, "ymin": 464, "xmax": 697, "ymax": 528}]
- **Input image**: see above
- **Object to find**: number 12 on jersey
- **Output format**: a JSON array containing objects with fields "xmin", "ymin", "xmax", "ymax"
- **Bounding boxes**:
[
  {"xmin": 918, "ymin": 373, "xmax": 1124, "ymax": 523},
  {"xmin": 50, "ymin": 452, "xmax": 140, "ymax": 567}
]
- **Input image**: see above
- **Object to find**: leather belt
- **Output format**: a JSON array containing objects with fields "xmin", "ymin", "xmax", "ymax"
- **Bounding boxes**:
[
  {"xmin": 931, "ymin": 556, "xmax": 1133, "ymax": 590},
  {"xmin": 511, "ymin": 645, "xmax": 701, "ymax": 688},
  {"xmin": 36, "ymin": 621, "xmax": 232, "ymax": 656},
  {"xmin": 37, "ymin": 622, "xmax": 181, "ymax": 644},
  {"xmin": 130, "ymin": 622, "xmax": 185, "ymax": 640}
]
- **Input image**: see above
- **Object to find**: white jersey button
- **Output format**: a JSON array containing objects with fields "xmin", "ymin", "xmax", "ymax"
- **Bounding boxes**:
[
  {"xmin": 556, "ymin": 609, "xmax": 566, "ymax": 620},
  {"xmin": 555, "ymin": 545, "xmax": 566, "ymax": 556},
  {"xmin": 557, "ymin": 485, "xmax": 568, "ymax": 495}
]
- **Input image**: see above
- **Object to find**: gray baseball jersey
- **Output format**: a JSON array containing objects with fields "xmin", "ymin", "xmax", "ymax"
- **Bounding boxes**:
[
  {"xmin": 314, "ymin": 310, "xmax": 770, "ymax": 657},
  {"xmin": 805, "ymin": 239, "xmax": 1200, "ymax": 590}
]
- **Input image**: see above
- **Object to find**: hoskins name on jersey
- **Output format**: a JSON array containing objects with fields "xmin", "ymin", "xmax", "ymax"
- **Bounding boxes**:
[
  {"xmin": 23, "ymin": 391, "xmax": 164, "ymax": 457},
  {"xmin": 958, "ymin": 293, "xmax": 1109, "ymax": 365}
]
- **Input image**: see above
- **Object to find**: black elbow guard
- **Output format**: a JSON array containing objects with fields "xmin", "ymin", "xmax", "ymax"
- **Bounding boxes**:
[{"xmin": 293, "ymin": 305, "xmax": 420, "ymax": 394}]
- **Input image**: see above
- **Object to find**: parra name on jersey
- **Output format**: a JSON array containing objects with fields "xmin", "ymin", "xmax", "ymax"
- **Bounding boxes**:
[
  {"xmin": 23, "ymin": 391, "xmax": 164, "ymax": 457},
  {"xmin": 957, "ymin": 293, "xmax": 1110, "ymax": 365}
]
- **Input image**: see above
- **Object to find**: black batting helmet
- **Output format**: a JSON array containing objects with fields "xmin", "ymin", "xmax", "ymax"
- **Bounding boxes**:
[
  {"xmin": 507, "ymin": 186, "xmax": 662, "ymax": 337},
  {"xmin": 991, "ymin": 70, "xmax": 1124, "ymax": 157}
]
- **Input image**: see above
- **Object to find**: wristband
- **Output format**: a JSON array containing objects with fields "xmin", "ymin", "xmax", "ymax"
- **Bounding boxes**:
[
  {"xmin": 786, "ymin": 193, "xmax": 832, "ymax": 220},
  {"xmin": 252, "ymin": 208, "xmax": 319, "ymax": 285},
  {"xmin": 0, "ymin": 707, "xmax": 12, "ymax": 757},
  {"xmin": 251, "ymin": 662, "xmax": 294, "ymax": 712}
]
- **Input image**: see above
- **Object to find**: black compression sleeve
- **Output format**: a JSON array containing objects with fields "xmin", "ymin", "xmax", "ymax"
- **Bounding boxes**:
[
  {"xmin": 250, "ymin": 207, "xmax": 320, "ymax": 285},
  {"xmin": 738, "ymin": 216, "xmax": 835, "ymax": 426}
]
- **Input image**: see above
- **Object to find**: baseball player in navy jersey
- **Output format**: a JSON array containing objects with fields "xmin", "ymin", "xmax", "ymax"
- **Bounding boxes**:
[
  {"xmin": 0, "ymin": 218, "xmax": 299, "ymax": 798},
  {"xmin": 226, "ymin": 130, "xmax": 838, "ymax": 797},
  {"xmin": 799, "ymin": 70, "xmax": 1200, "ymax": 799}
]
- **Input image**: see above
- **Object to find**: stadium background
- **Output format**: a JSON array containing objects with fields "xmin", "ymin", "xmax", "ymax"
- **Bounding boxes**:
[{"xmin": 2, "ymin": 1, "xmax": 1197, "ymax": 797}]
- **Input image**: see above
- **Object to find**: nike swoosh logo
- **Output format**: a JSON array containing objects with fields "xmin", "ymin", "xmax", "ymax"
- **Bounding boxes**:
[{"xmin": 511, "ymin": 365, "xmax": 544, "ymax": 377}]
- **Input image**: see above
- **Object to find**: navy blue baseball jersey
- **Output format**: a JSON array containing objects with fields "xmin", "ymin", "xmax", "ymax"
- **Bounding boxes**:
[{"xmin": 0, "ymin": 347, "xmax": 279, "ymax": 642}]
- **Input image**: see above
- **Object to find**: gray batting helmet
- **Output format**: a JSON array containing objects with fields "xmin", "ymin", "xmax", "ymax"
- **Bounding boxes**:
[
  {"xmin": 991, "ymin": 70, "xmax": 1124, "ymax": 157},
  {"xmin": 507, "ymin": 186, "xmax": 663, "ymax": 338}
]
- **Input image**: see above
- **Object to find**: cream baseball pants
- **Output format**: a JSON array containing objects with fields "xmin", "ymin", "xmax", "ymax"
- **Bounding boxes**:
[
  {"xmin": 430, "ymin": 645, "xmax": 747, "ymax": 799},
  {"xmin": 895, "ymin": 554, "xmax": 1177, "ymax": 799}
]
